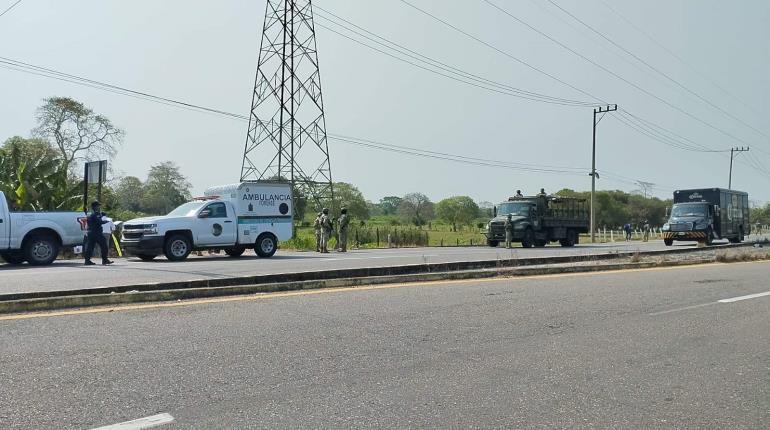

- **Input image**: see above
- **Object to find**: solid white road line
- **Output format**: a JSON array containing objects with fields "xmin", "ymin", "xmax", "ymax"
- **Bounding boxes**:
[
  {"xmin": 91, "ymin": 413, "xmax": 174, "ymax": 430},
  {"xmin": 718, "ymin": 291, "xmax": 770, "ymax": 303},
  {"xmin": 648, "ymin": 302, "xmax": 718, "ymax": 316}
]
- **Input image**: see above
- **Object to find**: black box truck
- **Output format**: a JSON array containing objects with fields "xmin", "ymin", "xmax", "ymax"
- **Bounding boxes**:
[{"xmin": 662, "ymin": 188, "xmax": 749, "ymax": 246}]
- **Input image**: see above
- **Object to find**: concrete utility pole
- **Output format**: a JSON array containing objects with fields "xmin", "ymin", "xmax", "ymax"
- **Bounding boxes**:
[
  {"xmin": 590, "ymin": 104, "xmax": 618, "ymax": 243},
  {"xmin": 728, "ymin": 146, "xmax": 749, "ymax": 190}
]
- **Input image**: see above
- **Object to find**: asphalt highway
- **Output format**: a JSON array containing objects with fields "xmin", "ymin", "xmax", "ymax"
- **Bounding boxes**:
[
  {"xmin": 0, "ymin": 239, "xmax": 727, "ymax": 295},
  {"xmin": 1, "ymin": 261, "xmax": 768, "ymax": 429}
]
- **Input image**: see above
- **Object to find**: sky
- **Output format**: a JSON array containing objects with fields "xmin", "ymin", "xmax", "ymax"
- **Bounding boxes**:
[{"xmin": 1, "ymin": 0, "xmax": 769, "ymax": 206}]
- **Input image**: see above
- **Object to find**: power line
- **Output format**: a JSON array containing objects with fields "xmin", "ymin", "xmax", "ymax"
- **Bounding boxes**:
[
  {"xmin": 398, "ymin": 0, "xmax": 607, "ymax": 104},
  {"xmin": 477, "ymin": 0, "xmax": 763, "ymax": 154},
  {"xmin": 543, "ymin": 0, "xmax": 770, "ymax": 152},
  {"xmin": 313, "ymin": 7, "xmax": 597, "ymax": 106},
  {"xmin": 0, "ymin": 0, "xmax": 22, "ymax": 18}
]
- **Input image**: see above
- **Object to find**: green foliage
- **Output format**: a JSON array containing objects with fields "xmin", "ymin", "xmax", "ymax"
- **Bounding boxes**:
[
  {"xmin": 328, "ymin": 182, "xmax": 369, "ymax": 220},
  {"xmin": 552, "ymin": 188, "xmax": 671, "ymax": 227},
  {"xmin": 435, "ymin": 196, "xmax": 480, "ymax": 229},
  {"xmin": 140, "ymin": 161, "xmax": 192, "ymax": 215},
  {"xmin": 378, "ymin": 196, "xmax": 402, "ymax": 215},
  {"xmin": 398, "ymin": 192, "xmax": 434, "ymax": 226}
]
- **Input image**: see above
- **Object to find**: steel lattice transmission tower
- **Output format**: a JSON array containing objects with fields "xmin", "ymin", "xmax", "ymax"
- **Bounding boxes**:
[{"xmin": 240, "ymin": 0, "xmax": 333, "ymax": 210}]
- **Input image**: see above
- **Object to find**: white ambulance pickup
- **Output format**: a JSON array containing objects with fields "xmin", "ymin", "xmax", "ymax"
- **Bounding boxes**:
[
  {"xmin": 120, "ymin": 182, "xmax": 293, "ymax": 262},
  {"xmin": 0, "ymin": 191, "xmax": 87, "ymax": 266}
]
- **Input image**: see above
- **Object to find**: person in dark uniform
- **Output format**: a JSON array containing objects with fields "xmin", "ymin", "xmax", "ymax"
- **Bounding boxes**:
[
  {"xmin": 515, "ymin": 190, "xmax": 524, "ymax": 198},
  {"xmin": 84, "ymin": 201, "xmax": 113, "ymax": 266},
  {"xmin": 337, "ymin": 208, "xmax": 350, "ymax": 252}
]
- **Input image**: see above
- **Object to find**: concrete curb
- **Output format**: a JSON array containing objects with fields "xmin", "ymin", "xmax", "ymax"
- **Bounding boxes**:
[
  {"xmin": 0, "ymin": 257, "xmax": 717, "ymax": 315},
  {"xmin": 0, "ymin": 242, "xmax": 752, "ymax": 304}
]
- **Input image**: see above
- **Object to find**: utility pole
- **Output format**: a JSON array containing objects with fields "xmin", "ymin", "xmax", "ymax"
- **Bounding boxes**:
[
  {"xmin": 590, "ymin": 104, "xmax": 618, "ymax": 243},
  {"xmin": 728, "ymin": 146, "xmax": 749, "ymax": 190}
]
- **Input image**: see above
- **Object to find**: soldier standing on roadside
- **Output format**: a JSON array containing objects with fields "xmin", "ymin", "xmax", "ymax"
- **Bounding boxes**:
[
  {"xmin": 515, "ymin": 190, "xmax": 523, "ymax": 198},
  {"xmin": 504, "ymin": 213, "xmax": 514, "ymax": 248},
  {"xmin": 313, "ymin": 212, "xmax": 323, "ymax": 252},
  {"xmin": 337, "ymin": 208, "xmax": 350, "ymax": 252},
  {"xmin": 320, "ymin": 208, "xmax": 332, "ymax": 253}
]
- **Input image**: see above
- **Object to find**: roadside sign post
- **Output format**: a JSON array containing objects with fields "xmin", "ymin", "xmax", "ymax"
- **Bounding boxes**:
[{"xmin": 83, "ymin": 160, "xmax": 108, "ymax": 213}]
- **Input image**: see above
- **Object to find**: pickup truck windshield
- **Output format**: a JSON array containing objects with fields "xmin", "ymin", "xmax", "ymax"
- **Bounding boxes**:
[
  {"xmin": 497, "ymin": 202, "xmax": 532, "ymax": 217},
  {"xmin": 167, "ymin": 201, "xmax": 206, "ymax": 217},
  {"xmin": 671, "ymin": 204, "xmax": 707, "ymax": 217}
]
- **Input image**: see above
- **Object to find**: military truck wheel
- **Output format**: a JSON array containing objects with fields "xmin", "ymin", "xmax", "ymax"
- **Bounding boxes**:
[
  {"xmin": 729, "ymin": 227, "xmax": 744, "ymax": 244},
  {"xmin": 225, "ymin": 247, "xmax": 246, "ymax": 257},
  {"xmin": 534, "ymin": 240, "xmax": 547, "ymax": 248},
  {"xmin": 164, "ymin": 234, "xmax": 192, "ymax": 261},
  {"xmin": 136, "ymin": 254, "xmax": 157, "ymax": 261},
  {"xmin": 664, "ymin": 239, "xmax": 673, "ymax": 246},
  {"xmin": 0, "ymin": 251, "xmax": 25, "ymax": 265},
  {"xmin": 521, "ymin": 229, "xmax": 534, "ymax": 248},
  {"xmin": 487, "ymin": 240, "xmax": 499, "ymax": 247},
  {"xmin": 559, "ymin": 229, "xmax": 577, "ymax": 247},
  {"xmin": 255, "ymin": 233, "xmax": 277, "ymax": 258}
]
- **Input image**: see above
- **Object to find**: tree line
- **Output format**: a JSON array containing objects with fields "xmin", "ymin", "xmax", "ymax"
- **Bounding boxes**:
[{"xmin": 4, "ymin": 96, "xmax": 769, "ymax": 227}]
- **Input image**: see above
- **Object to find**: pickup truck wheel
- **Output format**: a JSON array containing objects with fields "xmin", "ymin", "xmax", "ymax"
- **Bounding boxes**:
[
  {"xmin": 164, "ymin": 235, "xmax": 192, "ymax": 261},
  {"xmin": 521, "ymin": 229, "xmax": 534, "ymax": 248},
  {"xmin": 24, "ymin": 235, "xmax": 59, "ymax": 266},
  {"xmin": 0, "ymin": 251, "xmax": 25, "ymax": 265},
  {"xmin": 664, "ymin": 239, "xmax": 673, "ymax": 246},
  {"xmin": 136, "ymin": 254, "xmax": 157, "ymax": 261},
  {"xmin": 225, "ymin": 247, "xmax": 246, "ymax": 257},
  {"xmin": 255, "ymin": 233, "xmax": 277, "ymax": 258},
  {"xmin": 487, "ymin": 240, "xmax": 499, "ymax": 248}
]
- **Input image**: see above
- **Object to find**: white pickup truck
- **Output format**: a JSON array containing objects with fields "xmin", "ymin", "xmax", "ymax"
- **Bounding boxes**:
[
  {"xmin": 0, "ymin": 191, "xmax": 87, "ymax": 266},
  {"xmin": 120, "ymin": 182, "xmax": 293, "ymax": 262}
]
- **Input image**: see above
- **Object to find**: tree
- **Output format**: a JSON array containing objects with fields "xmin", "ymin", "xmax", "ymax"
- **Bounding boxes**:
[
  {"xmin": 378, "ymin": 196, "xmax": 402, "ymax": 215},
  {"xmin": 33, "ymin": 97, "xmax": 123, "ymax": 175},
  {"xmin": 114, "ymin": 176, "xmax": 145, "ymax": 213},
  {"xmin": 141, "ymin": 162, "xmax": 192, "ymax": 215},
  {"xmin": 398, "ymin": 192, "xmax": 434, "ymax": 226},
  {"xmin": 435, "ymin": 196, "xmax": 480, "ymax": 230},
  {"xmin": 0, "ymin": 136, "xmax": 75, "ymax": 211},
  {"xmin": 476, "ymin": 200, "xmax": 494, "ymax": 218},
  {"xmin": 331, "ymin": 182, "xmax": 369, "ymax": 220}
]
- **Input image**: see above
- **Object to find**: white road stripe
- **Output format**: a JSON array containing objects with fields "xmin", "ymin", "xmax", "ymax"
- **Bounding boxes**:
[
  {"xmin": 648, "ymin": 302, "xmax": 717, "ymax": 316},
  {"xmin": 718, "ymin": 291, "xmax": 770, "ymax": 303},
  {"xmin": 91, "ymin": 413, "xmax": 174, "ymax": 430}
]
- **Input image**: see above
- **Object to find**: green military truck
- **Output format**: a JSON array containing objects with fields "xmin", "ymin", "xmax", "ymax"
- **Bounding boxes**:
[{"xmin": 484, "ymin": 194, "xmax": 589, "ymax": 248}]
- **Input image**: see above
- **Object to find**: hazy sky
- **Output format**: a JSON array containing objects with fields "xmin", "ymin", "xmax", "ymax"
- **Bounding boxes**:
[{"xmin": 1, "ymin": 0, "xmax": 769, "ymax": 206}]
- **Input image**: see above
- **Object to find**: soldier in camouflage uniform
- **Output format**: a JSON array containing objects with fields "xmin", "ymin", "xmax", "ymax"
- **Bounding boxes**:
[
  {"xmin": 313, "ymin": 212, "xmax": 323, "ymax": 252},
  {"xmin": 320, "ymin": 208, "xmax": 332, "ymax": 253},
  {"xmin": 337, "ymin": 208, "xmax": 350, "ymax": 252},
  {"xmin": 504, "ymin": 213, "xmax": 514, "ymax": 248}
]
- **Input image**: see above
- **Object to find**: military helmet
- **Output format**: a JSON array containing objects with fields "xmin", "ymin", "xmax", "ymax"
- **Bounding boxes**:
[
  {"xmin": 340, "ymin": 207, "xmax": 348, "ymax": 214},
  {"xmin": 322, "ymin": 208, "xmax": 329, "ymax": 214},
  {"xmin": 91, "ymin": 200, "xmax": 101, "ymax": 209}
]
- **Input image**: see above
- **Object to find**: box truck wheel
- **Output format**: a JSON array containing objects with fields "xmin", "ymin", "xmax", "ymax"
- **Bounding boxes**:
[
  {"xmin": 255, "ymin": 233, "xmax": 277, "ymax": 258},
  {"xmin": 164, "ymin": 234, "xmax": 192, "ymax": 261},
  {"xmin": 24, "ymin": 234, "xmax": 59, "ymax": 266},
  {"xmin": 704, "ymin": 228, "xmax": 713, "ymax": 246},
  {"xmin": 664, "ymin": 239, "xmax": 673, "ymax": 246},
  {"xmin": 0, "ymin": 251, "xmax": 26, "ymax": 265}
]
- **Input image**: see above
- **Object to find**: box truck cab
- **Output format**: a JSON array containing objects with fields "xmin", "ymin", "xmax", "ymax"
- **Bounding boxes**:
[
  {"xmin": 662, "ymin": 188, "xmax": 749, "ymax": 246},
  {"xmin": 0, "ymin": 191, "xmax": 86, "ymax": 266},
  {"xmin": 120, "ymin": 182, "xmax": 293, "ymax": 261}
]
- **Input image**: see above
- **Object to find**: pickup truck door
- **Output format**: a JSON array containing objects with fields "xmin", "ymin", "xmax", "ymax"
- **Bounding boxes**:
[
  {"xmin": 196, "ymin": 202, "xmax": 237, "ymax": 246},
  {"xmin": 0, "ymin": 205, "xmax": 8, "ymax": 249}
]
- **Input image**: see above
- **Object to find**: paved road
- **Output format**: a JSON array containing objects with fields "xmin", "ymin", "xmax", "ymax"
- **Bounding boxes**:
[
  {"xmin": 0, "ymin": 239, "xmax": 729, "ymax": 295},
  {"xmin": 1, "ymin": 261, "xmax": 768, "ymax": 429}
]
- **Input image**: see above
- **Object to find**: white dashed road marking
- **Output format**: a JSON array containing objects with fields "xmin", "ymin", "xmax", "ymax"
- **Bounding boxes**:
[
  {"xmin": 718, "ymin": 291, "xmax": 770, "ymax": 303},
  {"xmin": 91, "ymin": 413, "xmax": 174, "ymax": 430}
]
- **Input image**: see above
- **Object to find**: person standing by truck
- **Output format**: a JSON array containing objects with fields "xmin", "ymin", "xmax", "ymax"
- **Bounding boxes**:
[
  {"xmin": 320, "ymin": 208, "xmax": 332, "ymax": 253},
  {"xmin": 504, "ymin": 214, "xmax": 514, "ymax": 248},
  {"xmin": 623, "ymin": 223, "xmax": 632, "ymax": 241},
  {"xmin": 337, "ymin": 208, "xmax": 350, "ymax": 252},
  {"xmin": 84, "ymin": 201, "xmax": 113, "ymax": 266},
  {"xmin": 313, "ymin": 212, "xmax": 323, "ymax": 252},
  {"xmin": 643, "ymin": 220, "xmax": 651, "ymax": 242}
]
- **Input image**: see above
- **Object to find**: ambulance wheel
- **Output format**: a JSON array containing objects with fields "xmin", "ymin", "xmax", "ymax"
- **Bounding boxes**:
[{"xmin": 255, "ymin": 233, "xmax": 277, "ymax": 258}]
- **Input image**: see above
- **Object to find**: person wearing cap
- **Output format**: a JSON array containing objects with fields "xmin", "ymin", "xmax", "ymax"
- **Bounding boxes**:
[
  {"xmin": 84, "ymin": 201, "xmax": 113, "ymax": 266},
  {"xmin": 337, "ymin": 208, "xmax": 350, "ymax": 252},
  {"xmin": 313, "ymin": 212, "xmax": 323, "ymax": 252}
]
